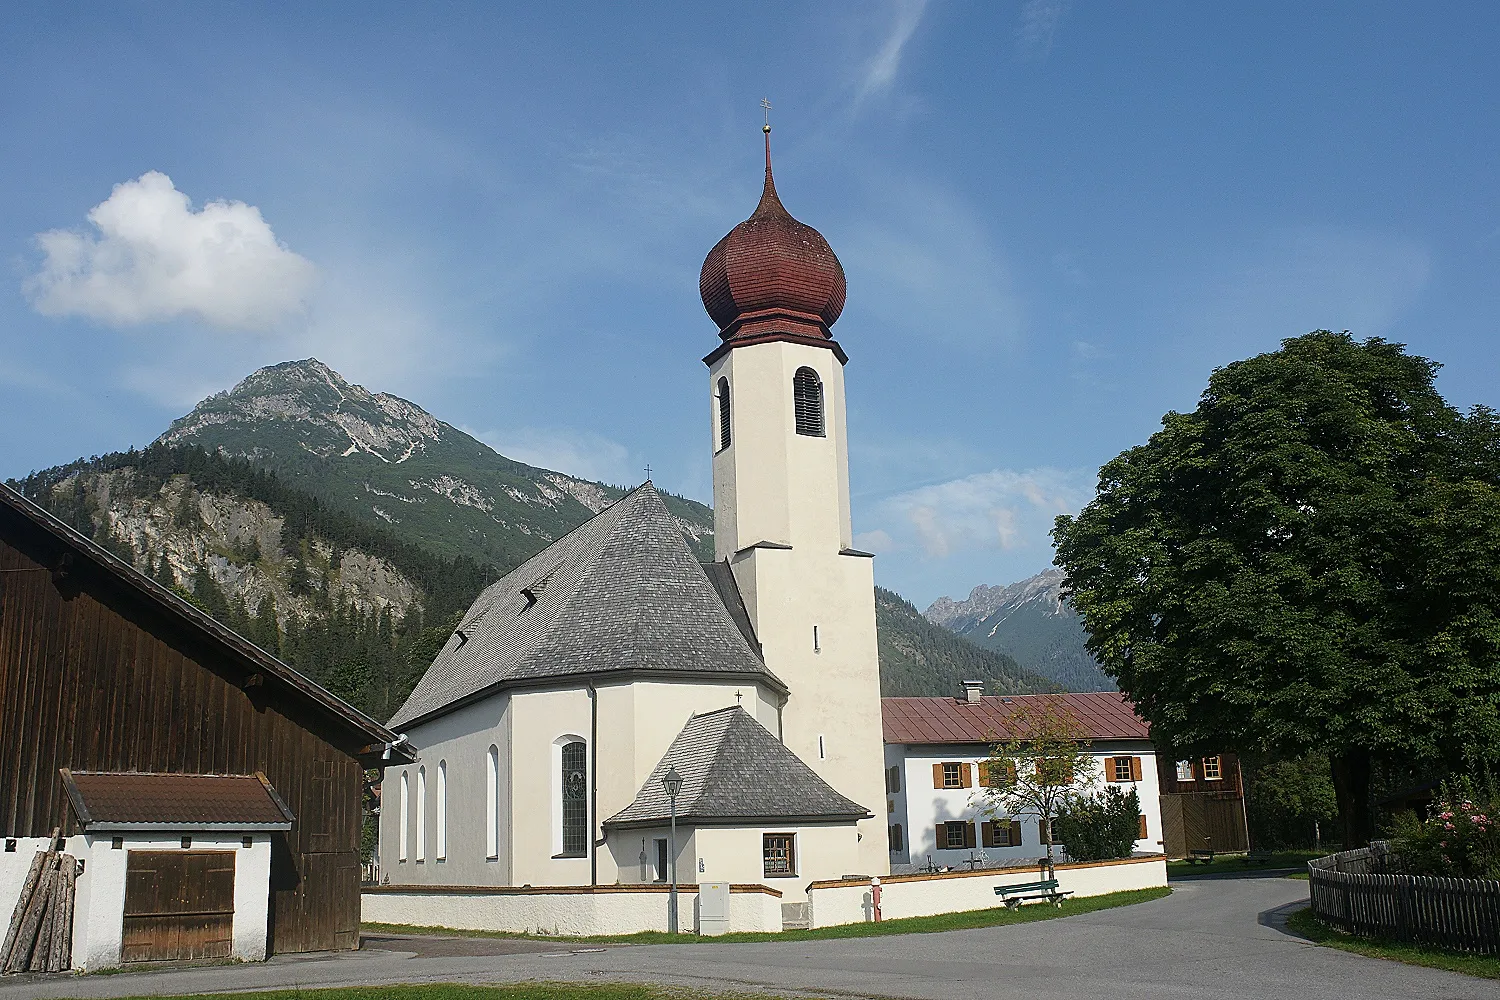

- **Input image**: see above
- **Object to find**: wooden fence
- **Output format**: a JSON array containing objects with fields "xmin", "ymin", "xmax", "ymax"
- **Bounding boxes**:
[{"xmin": 1307, "ymin": 844, "xmax": 1500, "ymax": 954}]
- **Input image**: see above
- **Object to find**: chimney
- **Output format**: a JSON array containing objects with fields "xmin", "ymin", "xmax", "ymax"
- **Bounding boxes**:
[{"xmin": 961, "ymin": 680, "xmax": 984, "ymax": 704}]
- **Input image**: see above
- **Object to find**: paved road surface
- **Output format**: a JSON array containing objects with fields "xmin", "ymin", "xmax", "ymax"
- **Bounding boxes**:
[{"xmin": 3, "ymin": 877, "xmax": 1491, "ymax": 999}]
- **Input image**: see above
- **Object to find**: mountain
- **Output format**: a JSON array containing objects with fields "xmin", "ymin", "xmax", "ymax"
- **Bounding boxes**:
[
  {"xmin": 157, "ymin": 359, "xmax": 714, "ymax": 569},
  {"xmin": 925, "ymin": 568, "xmax": 1115, "ymax": 692},
  {"xmin": 877, "ymin": 587, "xmax": 1055, "ymax": 697}
]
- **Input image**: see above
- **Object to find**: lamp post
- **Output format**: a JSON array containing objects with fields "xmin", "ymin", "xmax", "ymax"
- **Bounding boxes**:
[{"xmin": 663, "ymin": 766, "xmax": 683, "ymax": 934}]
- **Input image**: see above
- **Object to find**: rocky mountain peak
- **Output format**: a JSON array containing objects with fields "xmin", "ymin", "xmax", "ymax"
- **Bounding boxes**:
[
  {"xmin": 158, "ymin": 358, "xmax": 444, "ymax": 464},
  {"xmin": 925, "ymin": 567, "xmax": 1068, "ymax": 630}
]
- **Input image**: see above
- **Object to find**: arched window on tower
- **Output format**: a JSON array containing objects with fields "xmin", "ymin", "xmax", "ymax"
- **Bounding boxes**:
[
  {"xmin": 794, "ymin": 367, "xmax": 825, "ymax": 437},
  {"xmin": 716, "ymin": 377, "xmax": 732, "ymax": 452},
  {"xmin": 560, "ymin": 741, "xmax": 588, "ymax": 857}
]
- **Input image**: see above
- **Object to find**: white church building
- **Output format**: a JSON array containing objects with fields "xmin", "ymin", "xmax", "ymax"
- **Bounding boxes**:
[{"xmin": 376, "ymin": 124, "xmax": 890, "ymax": 908}]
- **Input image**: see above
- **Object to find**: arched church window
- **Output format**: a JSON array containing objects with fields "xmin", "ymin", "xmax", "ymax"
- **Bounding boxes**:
[
  {"xmin": 486, "ymin": 745, "xmax": 500, "ymax": 860},
  {"xmin": 436, "ymin": 760, "xmax": 447, "ymax": 861},
  {"xmin": 415, "ymin": 765, "xmax": 427, "ymax": 861},
  {"xmin": 561, "ymin": 741, "xmax": 588, "ymax": 857},
  {"xmin": 398, "ymin": 770, "xmax": 409, "ymax": 862},
  {"xmin": 717, "ymin": 377, "xmax": 732, "ymax": 451},
  {"xmin": 794, "ymin": 367, "xmax": 825, "ymax": 437}
]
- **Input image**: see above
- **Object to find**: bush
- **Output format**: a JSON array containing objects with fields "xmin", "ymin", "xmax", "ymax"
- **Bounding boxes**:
[
  {"xmin": 1053, "ymin": 785, "xmax": 1141, "ymax": 862},
  {"xmin": 1244, "ymin": 752, "xmax": 1339, "ymax": 850},
  {"xmin": 1390, "ymin": 775, "xmax": 1500, "ymax": 880}
]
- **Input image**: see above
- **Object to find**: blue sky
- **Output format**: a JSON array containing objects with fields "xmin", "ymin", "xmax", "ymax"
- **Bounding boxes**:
[{"xmin": 3, "ymin": 2, "xmax": 1497, "ymax": 607}]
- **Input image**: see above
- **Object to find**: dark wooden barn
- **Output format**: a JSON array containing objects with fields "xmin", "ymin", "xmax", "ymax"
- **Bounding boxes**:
[{"xmin": 0, "ymin": 483, "xmax": 413, "ymax": 956}]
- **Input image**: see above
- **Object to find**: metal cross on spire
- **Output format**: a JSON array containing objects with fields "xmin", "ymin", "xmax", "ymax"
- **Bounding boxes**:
[
  {"xmin": 644, "ymin": 463, "xmax": 652, "ymax": 482},
  {"xmin": 761, "ymin": 97, "xmax": 773, "ymax": 131}
]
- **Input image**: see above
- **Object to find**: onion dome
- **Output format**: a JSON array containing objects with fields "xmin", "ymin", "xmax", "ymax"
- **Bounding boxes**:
[{"xmin": 700, "ymin": 127, "xmax": 847, "ymax": 350}]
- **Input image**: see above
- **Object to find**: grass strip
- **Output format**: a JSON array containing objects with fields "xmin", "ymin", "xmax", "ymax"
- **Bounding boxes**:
[
  {"xmin": 92, "ymin": 985, "xmax": 783, "ymax": 1000},
  {"xmin": 1166, "ymin": 850, "xmax": 1322, "ymax": 877},
  {"xmin": 363, "ymin": 885, "xmax": 1171, "ymax": 945},
  {"xmin": 1287, "ymin": 906, "xmax": 1500, "ymax": 980}
]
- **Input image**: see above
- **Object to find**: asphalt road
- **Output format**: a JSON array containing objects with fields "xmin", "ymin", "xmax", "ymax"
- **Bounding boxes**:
[{"xmin": 5, "ymin": 877, "xmax": 1491, "ymax": 1000}]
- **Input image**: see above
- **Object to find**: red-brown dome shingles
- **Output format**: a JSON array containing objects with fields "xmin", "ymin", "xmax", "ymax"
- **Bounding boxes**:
[{"xmin": 700, "ymin": 143, "xmax": 847, "ymax": 346}]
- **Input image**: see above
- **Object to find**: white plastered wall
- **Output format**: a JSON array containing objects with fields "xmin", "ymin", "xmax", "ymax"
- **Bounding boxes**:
[
  {"xmin": 0, "ymin": 832, "xmax": 273, "ymax": 971},
  {"xmin": 710, "ymin": 340, "xmax": 888, "ymax": 878},
  {"xmin": 892, "ymin": 740, "xmax": 1164, "ymax": 865}
]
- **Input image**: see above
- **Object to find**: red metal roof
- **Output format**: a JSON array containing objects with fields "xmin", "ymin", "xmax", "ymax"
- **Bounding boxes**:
[
  {"xmin": 882, "ymin": 692, "xmax": 1152, "ymax": 745},
  {"xmin": 60, "ymin": 770, "xmax": 295, "ymax": 831}
]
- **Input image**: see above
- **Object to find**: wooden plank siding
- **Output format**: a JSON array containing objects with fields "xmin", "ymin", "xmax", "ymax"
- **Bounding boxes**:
[{"xmin": 0, "ymin": 499, "xmax": 399, "ymax": 955}]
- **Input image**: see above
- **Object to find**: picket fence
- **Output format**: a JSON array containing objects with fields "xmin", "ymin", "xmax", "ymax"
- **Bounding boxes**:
[{"xmin": 1307, "ymin": 844, "xmax": 1500, "ymax": 955}]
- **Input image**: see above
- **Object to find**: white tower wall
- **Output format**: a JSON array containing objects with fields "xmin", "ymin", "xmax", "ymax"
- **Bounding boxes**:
[{"xmin": 709, "ymin": 339, "xmax": 888, "ymax": 877}]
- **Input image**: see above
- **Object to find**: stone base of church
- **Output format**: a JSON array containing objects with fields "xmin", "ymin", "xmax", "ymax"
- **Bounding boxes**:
[
  {"xmin": 361, "ymin": 882, "xmax": 784, "ymax": 936},
  {"xmin": 803, "ymin": 854, "xmax": 1169, "ymax": 928}
]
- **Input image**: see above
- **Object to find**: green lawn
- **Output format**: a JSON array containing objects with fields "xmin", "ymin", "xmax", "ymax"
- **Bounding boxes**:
[
  {"xmin": 98, "ymin": 986, "xmax": 775, "ymax": 1000},
  {"xmin": 1287, "ymin": 907, "xmax": 1500, "ymax": 980},
  {"xmin": 1167, "ymin": 850, "xmax": 1323, "ymax": 877},
  {"xmin": 364, "ymin": 885, "xmax": 1171, "ymax": 945}
]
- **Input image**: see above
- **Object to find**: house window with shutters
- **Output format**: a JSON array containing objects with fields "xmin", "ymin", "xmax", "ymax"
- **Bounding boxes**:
[
  {"xmin": 764, "ymin": 833, "xmax": 796, "ymax": 876},
  {"xmin": 886, "ymin": 765, "xmax": 902, "ymax": 793},
  {"xmin": 982, "ymin": 819, "xmax": 1024, "ymax": 848},
  {"xmin": 979, "ymin": 761, "xmax": 1015, "ymax": 788},
  {"xmin": 888, "ymin": 824, "xmax": 903, "ymax": 852},
  {"xmin": 793, "ymin": 367, "xmax": 825, "ymax": 437},
  {"xmin": 934, "ymin": 762, "xmax": 971, "ymax": 789},
  {"xmin": 941, "ymin": 820, "xmax": 975, "ymax": 850},
  {"xmin": 1202, "ymin": 756, "xmax": 1222, "ymax": 780},
  {"xmin": 560, "ymin": 741, "xmax": 588, "ymax": 857},
  {"xmin": 716, "ymin": 377, "xmax": 732, "ymax": 452},
  {"xmin": 1107, "ymin": 756, "xmax": 1143, "ymax": 782}
]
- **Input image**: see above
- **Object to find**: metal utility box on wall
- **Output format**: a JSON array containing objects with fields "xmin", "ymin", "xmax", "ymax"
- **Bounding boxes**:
[{"xmin": 698, "ymin": 881, "xmax": 730, "ymax": 935}]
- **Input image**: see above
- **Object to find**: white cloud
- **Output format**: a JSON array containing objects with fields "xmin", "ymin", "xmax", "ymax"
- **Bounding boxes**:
[
  {"xmin": 871, "ymin": 467, "xmax": 1093, "ymax": 560},
  {"xmin": 858, "ymin": 0, "xmax": 929, "ymax": 102},
  {"xmin": 473, "ymin": 426, "xmax": 633, "ymax": 485},
  {"xmin": 25, "ymin": 171, "xmax": 316, "ymax": 331},
  {"xmin": 1017, "ymin": 0, "xmax": 1070, "ymax": 58}
]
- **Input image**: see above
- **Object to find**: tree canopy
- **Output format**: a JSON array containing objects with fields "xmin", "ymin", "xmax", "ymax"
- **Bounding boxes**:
[{"xmin": 1053, "ymin": 331, "xmax": 1500, "ymax": 845}]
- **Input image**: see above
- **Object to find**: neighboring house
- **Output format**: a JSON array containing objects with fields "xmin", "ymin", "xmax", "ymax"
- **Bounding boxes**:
[
  {"xmin": 1156, "ymin": 752, "xmax": 1249, "ymax": 857},
  {"xmin": 883, "ymin": 686, "xmax": 1164, "ymax": 868},
  {"xmin": 0, "ymin": 483, "xmax": 412, "ymax": 970},
  {"xmin": 376, "ymin": 130, "xmax": 889, "ymax": 911}
]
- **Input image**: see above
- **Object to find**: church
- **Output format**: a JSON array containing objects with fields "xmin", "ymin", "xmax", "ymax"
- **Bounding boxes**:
[{"xmin": 377, "ymin": 123, "xmax": 890, "ymax": 906}]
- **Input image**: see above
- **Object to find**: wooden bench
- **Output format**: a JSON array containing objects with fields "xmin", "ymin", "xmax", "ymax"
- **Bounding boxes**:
[
  {"xmin": 1182, "ymin": 850, "xmax": 1216, "ymax": 865},
  {"xmin": 994, "ymin": 878, "xmax": 1073, "ymax": 910},
  {"xmin": 1242, "ymin": 850, "xmax": 1274, "ymax": 867}
]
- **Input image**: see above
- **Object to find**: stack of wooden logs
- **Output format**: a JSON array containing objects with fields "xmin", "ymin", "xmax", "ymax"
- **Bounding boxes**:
[{"xmin": 1, "ymin": 831, "xmax": 78, "ymax": 974}]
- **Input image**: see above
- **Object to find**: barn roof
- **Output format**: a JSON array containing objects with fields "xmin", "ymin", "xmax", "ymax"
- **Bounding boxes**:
[
  {"xmin": 0, "ymin": 483, "xmax": 411, "ymax": 764},
  {"xmin": 60, "ymin": 769, "xmax": 296, "ymax": 831},
  {"xmin": 882, "ymin": 692, "xmax": 1152, "ymax": 745},
  {"xmin": 605, "ymin": 706, "xmax": 870, "ymax": 829},
  {"xmin": 389, "ymin": 483, "xmax": 780, "ymax": 729}
]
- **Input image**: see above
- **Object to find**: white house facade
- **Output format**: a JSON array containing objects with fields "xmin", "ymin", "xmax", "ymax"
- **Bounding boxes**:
[
  {"xmin": 375, "ymin": 124, "xmax": 889, "ymax": 912},
  {"xmin": 883, "ymin": 690, "xmax": 1165, "ymax": 869}
]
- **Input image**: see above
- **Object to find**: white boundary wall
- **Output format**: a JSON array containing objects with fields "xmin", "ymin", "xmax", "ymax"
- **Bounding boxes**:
[
  {"xmin": 806, "ymin": 855, "xmax": 1168, "ymax": 928},
  {"xmin": 362, "ymin": 885, "xmax": 783, "ymax": 936}
]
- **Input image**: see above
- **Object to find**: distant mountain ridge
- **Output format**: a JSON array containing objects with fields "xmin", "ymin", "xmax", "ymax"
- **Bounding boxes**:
[{"xmin": 926, "ymin": 568, "xmax": 1115, "ymax": 692}]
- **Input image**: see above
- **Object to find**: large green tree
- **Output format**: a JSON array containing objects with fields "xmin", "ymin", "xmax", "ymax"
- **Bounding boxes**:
[{"xmin": 1053, "ymin": 331, "xmax": 1500, "ymax": 846}]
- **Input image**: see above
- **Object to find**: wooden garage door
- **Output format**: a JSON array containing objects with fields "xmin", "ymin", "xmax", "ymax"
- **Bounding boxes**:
[{"xmin": 122, "ymin": 851, "xmax": 235, "ymax": 963}]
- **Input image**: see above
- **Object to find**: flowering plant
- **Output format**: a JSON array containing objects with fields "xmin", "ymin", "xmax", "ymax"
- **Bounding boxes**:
[{"xmin": 1390, "ymin": 776, "xmax": 1500, "ymax": 880}]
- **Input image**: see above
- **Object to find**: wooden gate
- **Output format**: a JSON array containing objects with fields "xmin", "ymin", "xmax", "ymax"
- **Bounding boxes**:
[
  {"xmin": 1160, "ymin": 794, "xmax": 1249, "ymax": 857},
  {"xmin": 121, "ymin": 851, "xmax": 235, "ymax": 963}
]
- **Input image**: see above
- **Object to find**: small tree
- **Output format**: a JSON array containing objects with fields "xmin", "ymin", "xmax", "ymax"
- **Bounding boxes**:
[
  {"xmin": 1053, "ymin": 785, "xmax": 1142, "ymax": 862},
  {"xmin": 977, "ymin": 698, "xmax": 1099, "ymax": 860}
]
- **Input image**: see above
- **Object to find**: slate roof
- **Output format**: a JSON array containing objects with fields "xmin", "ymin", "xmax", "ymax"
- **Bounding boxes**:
[
  {"xmin": 605, "ymin": 706, "xmax": 871, "ymax": 828},
  {"xmin": 882, "ymin": 692, "xmax": 1152, "ymax": 745},
  {"xmin": 389, "ymin": 484, "xmax": 780, "ymax": 729},
  {"xmin": 60, "ymin": 770, "xmax": 295, "ymax": 831}
]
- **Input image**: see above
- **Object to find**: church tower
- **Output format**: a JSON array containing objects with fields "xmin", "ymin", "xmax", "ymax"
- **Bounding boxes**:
[{"xmin": 699, "ymin": 123, "xmax": 889, "ymax": 876}]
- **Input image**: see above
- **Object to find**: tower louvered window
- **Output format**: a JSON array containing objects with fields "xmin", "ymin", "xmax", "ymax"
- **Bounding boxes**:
[
  {"xmin": 793, "ymin": 367, "xmax": 824, "ymax": 437},
  {"xmin": 717, "ymin": 377, "xmax": 731, "ymax": 451}
]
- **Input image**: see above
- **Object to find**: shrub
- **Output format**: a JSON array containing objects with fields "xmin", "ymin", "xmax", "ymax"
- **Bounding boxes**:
[
  {"xmin": 1053, "ymin": 785, "xmax": 1141, "ymax": 862},
  {"xmin": 1390, "ymin": 775, "xmax": 1500, "ymax": 880}
]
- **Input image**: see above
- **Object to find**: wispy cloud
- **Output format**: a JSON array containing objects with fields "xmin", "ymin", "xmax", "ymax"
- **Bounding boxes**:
[
  {"xmin": 866, "ymin": 466, "xmax": 1093, "ymax": 560},
  {"xmin": 25, "ymin": 172, "xmax": 316, "ymax": 331},
  {"xmin": 1017, "ymin": 0, "xmax": 1070, "ymax": 59},
  {"xmin": 857, "ymin": 0, "xmax": 929, "ymax": 103}
]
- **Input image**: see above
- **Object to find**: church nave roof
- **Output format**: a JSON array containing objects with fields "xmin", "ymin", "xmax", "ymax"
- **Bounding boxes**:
[{"xmin": 388, "ymin": 483, "xmax": 779, "ymax": 729}]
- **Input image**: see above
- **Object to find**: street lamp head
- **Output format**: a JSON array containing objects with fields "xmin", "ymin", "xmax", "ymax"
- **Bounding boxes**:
[{"xmin": 662, "ymin": 766, "xmax": 683, "ymax": 800}]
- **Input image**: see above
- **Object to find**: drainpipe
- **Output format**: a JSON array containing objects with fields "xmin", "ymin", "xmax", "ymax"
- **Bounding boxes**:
[{"xmin": 588, "ymin": 681, "xmax": 599, "ymax": 886}]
